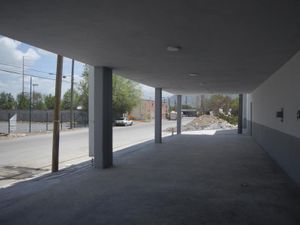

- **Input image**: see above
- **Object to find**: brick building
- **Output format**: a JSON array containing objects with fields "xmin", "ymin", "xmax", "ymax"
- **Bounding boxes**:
[{"xmin": 130, "ymin": 99, "xmax": 168, "ymax": 121}]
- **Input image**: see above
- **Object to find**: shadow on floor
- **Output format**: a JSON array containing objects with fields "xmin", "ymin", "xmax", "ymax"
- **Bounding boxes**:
[{"xmin": 0, "ymin": 133, "xmax": 300, "ymax": 225}]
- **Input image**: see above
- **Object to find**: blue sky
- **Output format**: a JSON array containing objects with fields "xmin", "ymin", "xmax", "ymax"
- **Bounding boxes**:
[{"xmin": 0, "ymin": 35, "xmax": 172, "ymax": 99}]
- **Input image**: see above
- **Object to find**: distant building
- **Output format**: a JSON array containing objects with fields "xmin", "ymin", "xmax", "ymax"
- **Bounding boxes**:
[
  {"xmin": 169, "ymin": 94, "xmax": 237, "ymax": 111},
  {"xmin": 130, "ymin": 99, "xmax": 168, "ymax": 120}
]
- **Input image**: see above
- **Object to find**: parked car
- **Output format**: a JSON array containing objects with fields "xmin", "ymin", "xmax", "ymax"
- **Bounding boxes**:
[{"xmin": 114, "ymin": 117, "xmax": 133, "ymax": 126}]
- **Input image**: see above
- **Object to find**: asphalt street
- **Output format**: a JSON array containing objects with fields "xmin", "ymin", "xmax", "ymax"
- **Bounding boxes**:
[{"xmin": 0, "ymin": 118, "xmax": 194, "ymax": 171}]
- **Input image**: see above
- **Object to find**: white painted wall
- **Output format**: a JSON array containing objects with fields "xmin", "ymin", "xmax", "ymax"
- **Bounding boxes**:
[{"xmin": 248, "ymin": 51, "xmax": 300, "ymax": 138}]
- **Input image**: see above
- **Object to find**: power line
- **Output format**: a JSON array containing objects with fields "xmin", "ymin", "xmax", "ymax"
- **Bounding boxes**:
[
  {"xmin": 0, "ymin": 62, "xmax": 82, "ymax": 78},
  {"xmin": 0, "ymin": 68, "xmax": 56, "ymax": 81},
  {"xmin": 0, "ymin": 68, "xmax": 77, "ymax": 83},
  {"xmin": 26, "ymin": 67, "xmax": 55, "ymax": 75},
  {"xmin": 0, "ymin": 62, "xmax": 22, "ymax": 69},
  {"xmin": 0, "ymin": 62, "xmax": 56, "ymax": 77}
]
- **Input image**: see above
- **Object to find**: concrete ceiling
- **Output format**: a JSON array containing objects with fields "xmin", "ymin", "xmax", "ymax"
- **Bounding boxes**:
[{"xmin": 0, "ymin": 0, "xmax": 299, "ymax": 94}]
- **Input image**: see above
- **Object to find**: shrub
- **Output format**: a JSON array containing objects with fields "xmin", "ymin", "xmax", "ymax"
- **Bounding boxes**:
[{"xmin": 217, "ymin": 113, "xmax": 238, "ymax": 125}]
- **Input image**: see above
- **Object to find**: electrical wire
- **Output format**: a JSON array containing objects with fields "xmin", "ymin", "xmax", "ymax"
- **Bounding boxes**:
[
  {"xmin": 0, "ymin": 68, "xmax": 76, "ymax": 83},
  {"xmin": 0, "ymin": 62, "xmax": 22, "ymax": 69},
  {"xmin": 0, "ymin": 62, "xmax": 81, "ymax": 78}
]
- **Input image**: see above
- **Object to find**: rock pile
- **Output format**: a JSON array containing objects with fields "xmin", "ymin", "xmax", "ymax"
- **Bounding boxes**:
[
  {"xmin": 183, "ymin": 115, "xmax": 236, "ymax": 131},
  {"xmin": 165, "ymin": 115, "xmax": 236, "ymax": 132}
]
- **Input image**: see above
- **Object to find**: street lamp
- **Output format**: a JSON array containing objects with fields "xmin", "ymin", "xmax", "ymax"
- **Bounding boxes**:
[{"xmin": 28, "ymin": 78, "xmax": 38, "ymax": 132}]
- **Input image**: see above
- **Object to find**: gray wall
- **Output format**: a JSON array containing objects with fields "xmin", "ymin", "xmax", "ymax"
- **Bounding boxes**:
[
  {"xmin": 246, "ymin": 51, "xmax": 300, "ymax": 185},
  {"xmin": 0, "ymin": 110, "xmax": 87, "ymax": 123}
]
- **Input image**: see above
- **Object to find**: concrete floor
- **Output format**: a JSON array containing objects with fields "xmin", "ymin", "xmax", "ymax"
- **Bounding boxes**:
[
  {"xmin": 0, "ymin": 131, "xmax": 300, "ymax": 225},
  {"xmin": 0, "ymin": 118, "xmax": 195, "ymax": 187}
]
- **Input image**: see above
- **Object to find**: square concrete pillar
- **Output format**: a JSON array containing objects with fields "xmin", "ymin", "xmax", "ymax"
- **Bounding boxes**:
[
  {"xmin": 177, "ymin": 95, "xmax": 182, "ymax": 134},
  {"xmin": 89, "ymin": 66, "xmax": 113, "ymax": 168},
  {"xmin": 238, "ymin": 93, "xmax": 243, "ymax": 134},
  {"xmin": 155, "ymin": 88, "xmax": 162, "ymax": 143}
]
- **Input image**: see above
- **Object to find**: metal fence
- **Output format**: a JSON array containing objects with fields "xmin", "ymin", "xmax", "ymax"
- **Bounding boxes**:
[{"xmin": 0, "ymin": 110, "xmax": 88, "ymax": 134}]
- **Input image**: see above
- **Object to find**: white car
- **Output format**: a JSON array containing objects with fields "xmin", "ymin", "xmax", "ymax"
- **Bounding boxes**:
[{"xmin": 115, "ymin": 117, "xmax": 133, "ymax": 126}]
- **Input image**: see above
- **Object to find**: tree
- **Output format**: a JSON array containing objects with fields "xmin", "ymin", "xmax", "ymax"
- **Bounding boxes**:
[
  {"xmin": 62, "ymin": 89, "xmax": 80, "ymax": 110},
  {"xmin": 0, "ymin": 92, "xmax": 16, "ymax": 109},
  {"xmin": 44, "ymin": 94, "xmax": 55, "ymax": 109},
  {"xmin": 32, "ymin": 92, "xmax": 46, "ymax": 110},
  {"xmin": 17, "ymin": 93, "xmax": 30, "ymax": 109},
  {"xmin": 78, "ymin": 65, "xmax": 142, "ymax": 116},
  {"xmin": 182, "ymin": 104, "xmax": 193, "ymax": 109},
  {"xmin": 201, "ymin": 98, "xmax": 211, "ymax": 113},
  {"xmin": 78, "ymin": 65, "xmax": 89, "ymax": 111},
  {"xmin": 230, "ymin": 97, "xmax": 239, "ymax": 115},
  {"xmin": 112, "ymin": 75, "xmax": 141, "ymax": 117},
  {"xmin": 205, "ymin": 94, "xmax": 232, "ymax": 114}
]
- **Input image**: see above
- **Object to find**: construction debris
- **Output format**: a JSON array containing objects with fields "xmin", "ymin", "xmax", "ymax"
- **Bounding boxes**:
[{"xmin": 165, "ymin": 115, "xmax": 236, "ymax": 132}]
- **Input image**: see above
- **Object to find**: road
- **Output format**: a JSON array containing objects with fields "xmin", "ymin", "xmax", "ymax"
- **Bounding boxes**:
[{"xmin": 0, "ymin": 118, "xmax": 194, "ymax": 171}]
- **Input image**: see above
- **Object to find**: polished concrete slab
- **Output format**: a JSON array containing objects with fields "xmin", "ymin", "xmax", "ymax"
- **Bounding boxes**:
[{"xmin": 0, "ymin": 131, "xmax": 300, "ymax": 225}]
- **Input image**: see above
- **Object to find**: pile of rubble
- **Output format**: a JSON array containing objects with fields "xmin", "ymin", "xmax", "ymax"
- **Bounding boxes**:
[
  {"xmin": 183, "ymin": 115, "xmax": 237, "ymax": 131},
  {"xmin": 165, "ymin": 115, "xmax": 236, "ymax": 132}
]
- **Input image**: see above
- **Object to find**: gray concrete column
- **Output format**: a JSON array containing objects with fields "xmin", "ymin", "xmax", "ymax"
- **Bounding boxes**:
[
  {"xmin": 177, "ymin": 95, "xmax": 182, "ymax": 134},
  {"xmin": 250, "ymin": 101, "xmax": 253, "ymax": 136},
  {"xmin": 238, "ymin": 93, "xmax": 243, "ymax": 134},
  {"xmin": 89, "ymin": 66, "xmax": 113, "ymax": 168},
  {"xmin": 155, "ymin": 88, "xmax": 162, "ymax": 143}
]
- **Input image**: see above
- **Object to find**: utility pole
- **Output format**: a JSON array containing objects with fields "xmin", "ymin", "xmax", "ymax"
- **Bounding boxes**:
[
  {"xmin": 29, "ymin": 76, "xmax": 32, "ymax": 133},
  {"xmin": 70, "ymin": 59, "xmax": 74, "ymax": 129},
  {"xmin": 52, "ymin": 55, "xmax": 63, "ymax": 172},
  {"xmin": 22, "ymin": 56, "xmax": 25, "ymax": 96}
]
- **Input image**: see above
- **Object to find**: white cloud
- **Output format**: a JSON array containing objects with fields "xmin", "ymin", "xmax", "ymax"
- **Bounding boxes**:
[
  {"xmin": 37, "ymin": 48, "xmax": 54, "ymax": 56},
  {"xmin": 0, "ymin": 36, "xmax": 42, "ymax": 96},
  {"xmin": 0, "ymin": 36, "xmax": 40, "ymax": 67},
  {"xmin": 23, "ymin": 48, "xmax": 40, "ymax": 64}
]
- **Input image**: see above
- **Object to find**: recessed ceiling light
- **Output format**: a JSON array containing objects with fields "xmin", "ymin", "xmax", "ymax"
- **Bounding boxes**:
[
  {"xmin": 167, "ymin": 46, "xmax": 181, "ymax": 52},
  {"xmin": 188, "ymin": 73, "xmax": 198, "ymax": 77}
]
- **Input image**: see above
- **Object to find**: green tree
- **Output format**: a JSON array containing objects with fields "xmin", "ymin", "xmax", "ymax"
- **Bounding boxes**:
[
  {"xmin": 78, "ymin": 65, "xmax": 89, "ymax": 111},
  {"xmin": 62, "ymin": 89, "xmax": 80, "ymax": 110},
  {"xmin": 112, "ymin": 75, "xmax": 141, "ymax": 117},
  {"xmin": 17, "ymin": 93, "xmax": 30, "ymax": 109},
  {"xmin": 182, "ymin": 104, "xmax": 193, "ymax": 109},
  {"xmin": 78, "ymin": 65, "xmax": 142, "ymax": 116},
  {"xmin": 169, "ymin": 106, "xmax": 176, "ymax": 112},
  {"xmin": 206, "ymin": 94, "xmax": 232, "ymax": 114},
  {"xmin": 230, "ymin": 97, "xmax": 239, "ymax": 115},
  {"xmin": 32, "ymin": 92, "xmax": 46, "ymax": 110},
  {"xmin": 0, "ymin": 92, "xmax": 16, "ymax": 109},
  {"xmin": 44, "ymin": 94, "xmax": 55, "ymax": 109}
]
